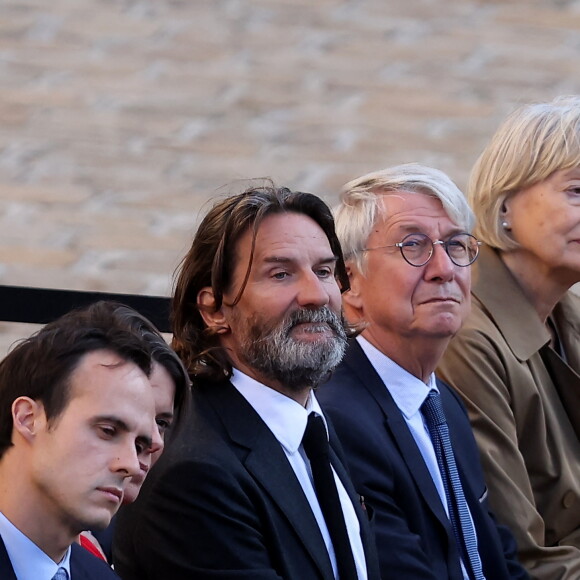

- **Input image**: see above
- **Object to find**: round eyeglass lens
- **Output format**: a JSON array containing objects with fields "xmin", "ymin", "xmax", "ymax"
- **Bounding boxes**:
[
  {"xmin": 446, "ymin": 233, "xmax": 479, "ymax": 266},
  {"xmin": 399, "ymin": 233, "xmax": 432, "ymax": 266}
]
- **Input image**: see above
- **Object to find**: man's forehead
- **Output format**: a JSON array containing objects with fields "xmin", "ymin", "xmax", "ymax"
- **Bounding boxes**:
[
  {"xmin": 249, "ymin": 214, "xmax": 332, "ymax": 256},
  {"xmin": 379, "ymin": 190, "xmax": 443, "ymax": 212},
  {"xmin": 378, "ymin": 192, "xmax": 454, "ymax": 227},
  {"xmin": 68, "ymin": 350, "xmax": 149, "ymax": 399}
]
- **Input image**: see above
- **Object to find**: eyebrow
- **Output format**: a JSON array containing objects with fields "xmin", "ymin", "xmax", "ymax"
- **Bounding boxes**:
[
  {"xmin": 563, "ymin": 168, "xmax": 580, "ymax": 179},
  {"xmin": 395, "ymin": 224, "xmax": 464, "ymax": 237},
  {"xmin": 262, "ymin": 255, "xmax": 338, "ymax": 265},
  {"xmin": 95, "ymin": 415, "xmax": 153, "ymax": 450}
]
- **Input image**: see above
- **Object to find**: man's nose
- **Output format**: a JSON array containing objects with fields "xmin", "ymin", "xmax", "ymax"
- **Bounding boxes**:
[
  {"xmin": 424, "ymin": 241, "xmax": 455, "ymax": 282},
  {"xmin": 296, "ymin": 272, "xmax": 331, "ymax": 307},
  {"xmin": 149, "ymin": 422, "xmax": 165, "ymax": 457},
  {"xmin": 112, "ymin": 442, "xmax": 142, "ymax": 478}
]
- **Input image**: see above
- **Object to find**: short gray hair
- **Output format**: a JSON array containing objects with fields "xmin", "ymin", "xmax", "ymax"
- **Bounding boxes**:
[
  {"xmin": 470, "ymin": 95, "xmax": 580, "ymax": 250},
  {"xmin": 335, "ymin": 163, "xmax": 474, "ymax": 272}
]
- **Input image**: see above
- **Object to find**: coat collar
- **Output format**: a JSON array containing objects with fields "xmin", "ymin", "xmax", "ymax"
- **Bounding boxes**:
[
  {"xmin": 472, "ymin": 245, "xmax": 550, "ymax": 361},
  {"xmin": 473, "ymin": 245, "xmax": 580, "ymax": 362}
]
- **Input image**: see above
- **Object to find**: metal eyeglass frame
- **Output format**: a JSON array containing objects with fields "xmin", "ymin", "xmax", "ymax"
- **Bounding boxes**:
[{"xmin": 363, "ymin": 232, "xmax": 482, "ymax": 267}]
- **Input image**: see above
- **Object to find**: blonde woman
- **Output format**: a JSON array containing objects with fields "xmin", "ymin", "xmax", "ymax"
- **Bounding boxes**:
[{"xmin": 438, "ymin": 96, "xmax": 580, "ymax": 580}]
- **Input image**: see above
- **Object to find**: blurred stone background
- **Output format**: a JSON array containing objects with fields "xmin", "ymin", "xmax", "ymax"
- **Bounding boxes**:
[{"xmin": 1, "ymin": 0, "xmax": 580, "ymax": 355}]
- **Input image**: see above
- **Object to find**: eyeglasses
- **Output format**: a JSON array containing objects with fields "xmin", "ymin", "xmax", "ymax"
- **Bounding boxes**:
[{"xmin": 364, "ymin": 232, "xmax": 481, "ymax": 267}]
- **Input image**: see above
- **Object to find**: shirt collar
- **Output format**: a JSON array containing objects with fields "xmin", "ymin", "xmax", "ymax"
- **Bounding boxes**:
[
  {"xmin": 357, "ymin": 335, "xmax": 438, "ymax": 418},
  {"xmin": 230, "ymin": 368, "xmax": 326, "ymax": 454},
  {"xmin": 0, "ymin": 510, "xmax": 71, "ymax": 580}
]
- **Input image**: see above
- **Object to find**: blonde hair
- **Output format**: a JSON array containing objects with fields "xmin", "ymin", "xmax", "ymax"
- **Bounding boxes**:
[
  {"xmin": 470, "ymin": 95, "xmax": 580, "ymax": 250},
  {"xmin": 335, "ymin": 163, "xmax": 473, "ymax": 273}
]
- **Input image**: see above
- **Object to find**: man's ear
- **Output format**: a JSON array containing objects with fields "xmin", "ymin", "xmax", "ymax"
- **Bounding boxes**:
[
  {"xmin": 12, "ymin": 397, "xmax": 45, "ymax": 443},
  {"xmin": 342, "ymin": 263, "xmax": 363, "ymax": 311},
  {"xmin": 197, "ymin": 286, "xmax": 230, "ymax": 334}
]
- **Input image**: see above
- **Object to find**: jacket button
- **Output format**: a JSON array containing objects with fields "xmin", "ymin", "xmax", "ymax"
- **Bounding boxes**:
[{"xmin": 562, "ymin": 491, "xmax": 576, "ymax": 508}]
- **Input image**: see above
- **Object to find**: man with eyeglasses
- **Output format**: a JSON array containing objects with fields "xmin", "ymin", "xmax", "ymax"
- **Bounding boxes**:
[{"xmin": 317, "ymin": 164, "xmax": 529, "ymax": 580}]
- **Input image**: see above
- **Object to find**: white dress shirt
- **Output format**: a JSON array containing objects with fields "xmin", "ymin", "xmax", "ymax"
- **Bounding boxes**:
[
  {"xmin": 0, "ymin": 510, "xmax": 71, "ymax": 580},
  {"xmin": 231, "ymin": 368, "xmax": 368, "ymax": 580},
  {"xmin": 357, "ymin": 335, "xmax": 483, "ymax": 580}
]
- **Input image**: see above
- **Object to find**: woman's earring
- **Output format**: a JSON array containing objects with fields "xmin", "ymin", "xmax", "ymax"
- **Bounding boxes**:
[{"xmin": 502, "ymin": 221, "xmax": 510, "ymax": 230}]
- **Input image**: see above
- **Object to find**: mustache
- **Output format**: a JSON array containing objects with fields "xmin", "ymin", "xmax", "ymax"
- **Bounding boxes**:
[{"xmin": 282, "ymin": 307, "xmax": 345, "ymax": 337}]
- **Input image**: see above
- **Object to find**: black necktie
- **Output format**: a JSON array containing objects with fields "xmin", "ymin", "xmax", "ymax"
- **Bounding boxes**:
[
  {"xmin": 302, "ymin": 412, "xmax": 358, "ymax": 580},
  {"xmin": 421, "ymin": 390, "xmax": 484, "ymax": 580}
]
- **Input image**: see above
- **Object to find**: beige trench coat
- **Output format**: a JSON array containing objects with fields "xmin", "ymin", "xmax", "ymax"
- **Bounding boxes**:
[{"xmin": 438, "ymin": 245, "xmax": 580, "ymax": 580}]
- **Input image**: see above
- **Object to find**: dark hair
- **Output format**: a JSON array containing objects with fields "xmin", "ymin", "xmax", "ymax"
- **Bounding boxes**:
[
  {"xmin": 102, "ymin": 302, "xmax": 190, "ymax": 435},
  {"xmin": 172, "ymin": 183, "xmax": 349, "ymax": 384},
  {"xmin": 0, "ymin": 301, "xmax": 154, "ymax": 459}
]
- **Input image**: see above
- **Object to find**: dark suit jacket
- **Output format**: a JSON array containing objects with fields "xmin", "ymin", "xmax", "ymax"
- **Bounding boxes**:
[
  {"xmin": 0, "ymin": 534, "xmax": 119, "ymax": 579},
  {"xmin": 114, "ymin": 380, "xmax": 380, "ymax": 580},
  {"xmin": 316, "ymin": 340, "xmax": 529, "ymax": 580}
]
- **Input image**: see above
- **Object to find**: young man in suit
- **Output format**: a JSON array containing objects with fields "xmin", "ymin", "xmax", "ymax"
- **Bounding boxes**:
[
  {"xmin": 114, "ymin": 184, "xmax": 380, "ymax": 579},
  {"xmin": 0, "ymin": 303, "xmax": 158, "ymax": 580},
  {"xmin": 316, "ymin": 164, "xmax": 529, "ymax": 580}
]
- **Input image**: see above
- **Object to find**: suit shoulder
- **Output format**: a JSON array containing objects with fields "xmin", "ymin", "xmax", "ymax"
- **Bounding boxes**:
[
  {"xmin": 317, "ymin": 367, "xmax": 372, "ymax": 416},
  {"xmin": 436, "ymin": 378, "xmax": 474, "ymax": 428},
  {"xmin": 436, "ymin": 378, "xmax": 465, "ymax": 408},
  {"xmin": 318, "ymin": 351, "xmax": 366, "ymax": 398},
  {"xmin": 71, "ymin": 543, "xmax": 119, "ymax": 579}
]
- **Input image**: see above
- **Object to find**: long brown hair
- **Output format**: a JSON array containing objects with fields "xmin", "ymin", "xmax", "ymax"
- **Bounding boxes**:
[{"xmin": 171, "ymin": 184, "xmax": 349, "ymax": 384}]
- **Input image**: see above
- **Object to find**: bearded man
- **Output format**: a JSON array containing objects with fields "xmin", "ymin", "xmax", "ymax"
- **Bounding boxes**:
[{"xmin": 114, "ymin": 184, "xmax": 380, "ymax": 580}]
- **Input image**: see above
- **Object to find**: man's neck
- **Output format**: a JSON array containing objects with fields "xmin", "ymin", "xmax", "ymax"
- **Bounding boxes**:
[
  {"xmin": 230, "ymin": 363, "xmax": 312, "ymax": 407},
  {"xmin": 360, "ymin": 329, "xmax": 446, "ymax": 384},
  {"xmin": 0, "ymin": 457, "xmax": 73, "ymax": 562}
]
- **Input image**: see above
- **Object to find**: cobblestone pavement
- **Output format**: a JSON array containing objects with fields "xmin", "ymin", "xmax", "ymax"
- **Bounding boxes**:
[{"xmin": 1, "ymin": 0, "xmax": 580, "ymax": 355}]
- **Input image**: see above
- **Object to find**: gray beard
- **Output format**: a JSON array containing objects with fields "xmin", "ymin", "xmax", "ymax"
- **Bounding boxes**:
[{"xmin": 238, "ymin": 307, "xmax": 348, "ymax": 391}]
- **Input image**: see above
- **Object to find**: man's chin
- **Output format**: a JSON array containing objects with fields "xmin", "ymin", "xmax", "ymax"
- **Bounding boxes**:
[
  {"xmin": 423, "ymin": 320, "xmax": 462, "ymax": 339},
  {"xmin": 80, "ymin": 511, "xmax": 115, "ymax": 532}
]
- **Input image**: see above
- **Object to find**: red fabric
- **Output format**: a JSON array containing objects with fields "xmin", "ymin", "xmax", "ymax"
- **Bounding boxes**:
[{"xmin": 79, "ymin": 534, "xmax": 107, "ymax": 562}]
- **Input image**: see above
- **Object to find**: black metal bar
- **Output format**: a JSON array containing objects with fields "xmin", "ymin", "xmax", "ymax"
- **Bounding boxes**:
[{"xmin": 0, "ymin": 285, "xmax": 171, "ymax": 333}]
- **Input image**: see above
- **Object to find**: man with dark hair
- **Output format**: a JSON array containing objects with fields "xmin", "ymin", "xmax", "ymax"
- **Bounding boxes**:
[
  {"xmin": 0, "ymin": 304, "xmax": 157, "ymax": 580},
  {"xmin": 77, "ymin": 301, "xmax": 192, "ymax": 563},
  {"xmin": 115, "ymin": 184, "xmax": 380, "ymax": 579}
]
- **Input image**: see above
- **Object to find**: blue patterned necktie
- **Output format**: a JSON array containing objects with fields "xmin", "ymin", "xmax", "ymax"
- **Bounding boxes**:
[
  {"xmin": 421, "ymin": 390, "xmax": 484, "ymax": 580},
  {"xmin": 52, "ymin": 568, "xmax": 69, "ymax": 580}
]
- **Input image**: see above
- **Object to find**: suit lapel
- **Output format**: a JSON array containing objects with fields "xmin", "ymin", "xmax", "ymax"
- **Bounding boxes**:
[
  {"xmin": 328, "ymin": 433, "xmax": 365, "ymax": 527},
  {"xmin": 70, "ymin": 543, "xmax": 98, "ymax": 580},
  {"xmin": 0, "ymin": 535, "xmax": 17, "ymax": 580},
  {"xmin": 343, "ymin": 342, "xmax": 450, "ymax": 529},
  {"xmin": 204, "ymin": 382, "xmax": 334, "ymax": 579},
  {"xmin": 327, "ymin": 437, "xmax": 380, "ymax": 580}
]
